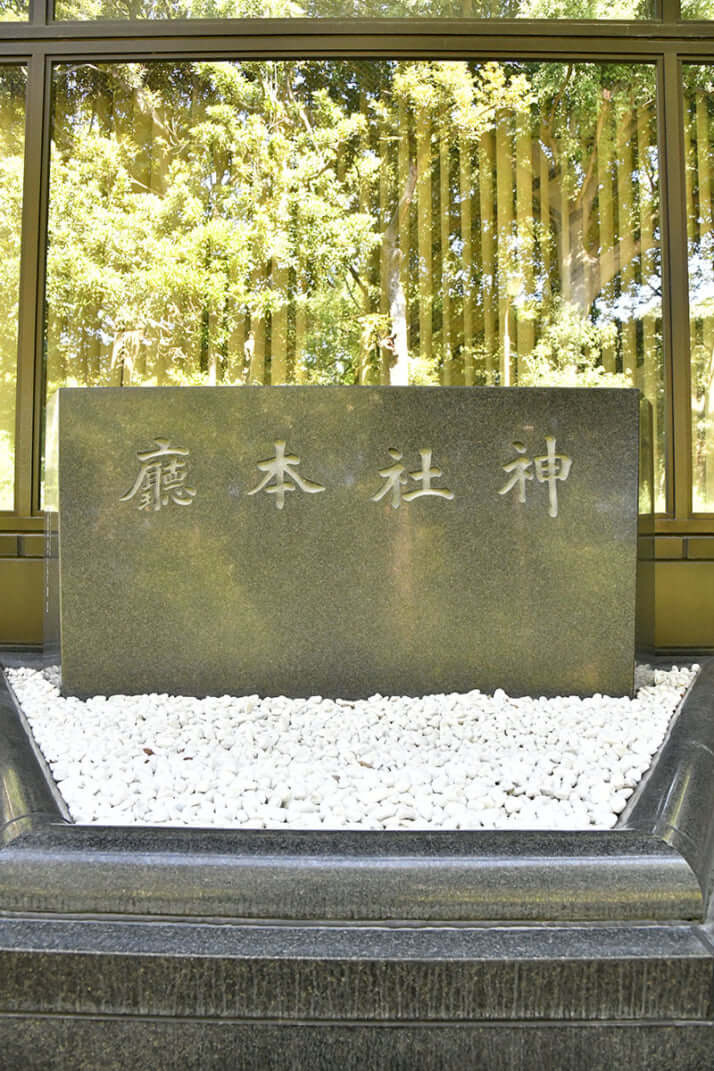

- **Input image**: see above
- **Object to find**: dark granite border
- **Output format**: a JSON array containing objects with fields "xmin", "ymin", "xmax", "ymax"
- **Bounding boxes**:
[
  {"xmin": 0, "ymin": 655, "xmax": 712, "ymax": 924},
  {"xmin": 3, "ymin": 1018, "xmax": 714, "ymax": 1071},
  {"xmin": 621, "ymin": 658, "xmax": 714, "ymax": 905},
  {"xmin": 0, "ymin": 660, "xmax": 70, "ymax": 847}
]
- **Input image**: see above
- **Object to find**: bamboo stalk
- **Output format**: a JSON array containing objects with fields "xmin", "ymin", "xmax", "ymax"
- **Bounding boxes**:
[
  {"xmin": 559, "ymin": 145, "xmax": 571, "ymax": 307},
  {"xmin": 248, "ymin": 261, "xmax": 266, "ymax": 385},
  {"xmin": 616, "ymin": 107, "xmax": 637, "ymax": 381},
  {"xmin": 294, "ymin": 287, "xmax": 307, "ymax": 384},
  {"xmin": 538, "ymin": 126, "xmax": 551, "ymax": 306},
  {"xmin": 416, "ymin": 105, "xmax": 433, "ymax": 370},
  {"xmin": 597, "ymin": 101, "xmax": 616, "ymax": 374},
  {"xmin": 684, "ymin": 93, "xmax": 695, "ymax": 252},
  {"xmin": 516, "ymin": 110, "xmax": 535, "ymax": 361},
  {"xmin": 380, "ymin": 121, "xmax": 390, "ymax": 319},
  {"xmin": 440, "ymin": 127, "xmax": 452, "ymax": 385},
  {"xmin": 397, "ymin": 98, "xmax": 411, "ymax": 384},
  {"xmin": 294, "ymin": 209, "xmax": 308, "ymax": 385},
  {"xmin": 479, "ymin": 130, "xmax": 497, "ymax": 379},
  {"xmin": 360, "ymin": 90, "xmax": 377, "ymax": 385},
  {"xmin": 270, "ymin": 258, "xmax": 288, "ymax": 384},
  {"xmin": 496, "ymin": 112, "xmax": 514, "ymax": 386},
  {"xmin": 637, "ymin": 107, "xmax": 658, "ymax": 476},
  {"xmin": 696, "ymin": 92, "xmax": 714, "ymax": 506},
  {"xmin": 683, "ymin": 92, "xmax": 704, "ymax": 505},
  {"xmin": 227, "ymin": 313, "xmax": 246, "ymax": 384},
  {"xmin": 460, "ymin": 133, "xmax": 473, "ymax": 385}
]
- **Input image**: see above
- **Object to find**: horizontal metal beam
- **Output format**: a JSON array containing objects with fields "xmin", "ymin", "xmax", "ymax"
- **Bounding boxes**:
[
  {"xmin": 1, "ymin": 16, "xmax": 714, "ymax": 44},
  {"xmin": 0, "ymin": 39, "xmax": 713, "ymax": 62}
]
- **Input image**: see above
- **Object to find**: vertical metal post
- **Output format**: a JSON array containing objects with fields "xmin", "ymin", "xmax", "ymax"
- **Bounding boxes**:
[
  {"xmin": 28, "ymin": 0, "xmax": 49, "ymax": 25},
  {"xmin": 14, "ymin": 49, "xmax": 49, "ymax": 519},
  {"xmin": 659, "ymin": 50, "xmax": 693, "ymax": 520}
]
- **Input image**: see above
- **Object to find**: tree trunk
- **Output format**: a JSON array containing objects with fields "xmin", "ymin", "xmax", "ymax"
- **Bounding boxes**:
[
  {"xmin": 416, "ymin": 105, "xmax": 433, "ymax": 369},
  {"xmin": 480, "ymin": 130, "xmax": 497, "ymax": 379},
  {"xmin": 248, "ymin": 263, "xmax": 266, "ymax": 385},
  {"xmin": 516, "ymin": 111, "xmax": 535, "ymax": 360},
  {"xmin": 439, "ymin": 128, "xmax": 452, "ymax": 384},
  {"xmin": 383, "ymin": 160, "xmax": 417, "ymax": 385},
  {"xmin": 394, "ymin": 101, "xmax": 412, "ymax": 385},
  {"xmin": 460, "ymin": 134, "xmax": 473, "ymax": 385},
  {"xmin": 496, "ymin": 112, "xmax": 514, "ymax": 386},
  {"xmin": 597, "ymin": 103, "xmax": 616, "ymax": 373},
  {"xmin": 616, "ymin": 109, "xmax": 637, "ymax": 379},
  {"xmin": 696, "ymin": 93, "xmax": 714, "ymax": 505},
  {"xmin": 270, "ymin": 258, "xmax": 288, "ymax": 384}
]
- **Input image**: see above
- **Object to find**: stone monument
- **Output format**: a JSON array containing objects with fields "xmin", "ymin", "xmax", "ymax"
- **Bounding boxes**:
[{"xmin": 48, "ymin": 385, "xmax": 643, "ymax": 699}]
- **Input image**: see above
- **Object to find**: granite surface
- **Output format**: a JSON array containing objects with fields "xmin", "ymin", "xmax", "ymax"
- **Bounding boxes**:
[
  {"xmin": 54, "ymin": 385, "xmax": 641, "ymax": 699},
  {"xmin": 622, "ymin": 658, "xmax": 714, "ymax": 888},
  {"xmin": 1, "ymin": 1019, "xmax": 713, "ymax": 1071},
  {"xmin": 1, "ymin": 655, "xmax": 714, "ymax": 1068},
  {"xmin": 0, "ymin": 918, "xmax": 711, "ymax": 1021},
  {"xmin": 0, "ymin": 662, "xmax": 709, "ymax": 924},
  {"xmin": 0, "ymin": 824, "xmax": 703, "ymax": 922},
  {"xmin": 0, "ymin": 670, "xmax": 69, "ymax": 845}
]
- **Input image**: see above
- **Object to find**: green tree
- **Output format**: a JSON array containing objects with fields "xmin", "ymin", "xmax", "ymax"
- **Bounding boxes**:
[
  {"xmin": 44, "ymin": 54, "xmax": 665, "ymax": 500},
  {"xmin": 0, "ymin": 66, "xmax": 25, "ymax": 509}
]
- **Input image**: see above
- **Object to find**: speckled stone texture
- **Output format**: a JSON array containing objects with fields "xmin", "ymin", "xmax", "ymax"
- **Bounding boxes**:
[
  {"xmin": 55, "ymin": 386, "xmax": 641, "ymax": 699},
  {"xmin": 0, "ymin": 918, "xmax": 711, "ymax": 1021},
  {"xmin": 2, "ymin": 1017, "xmax": 714, "ymax": 1071}
]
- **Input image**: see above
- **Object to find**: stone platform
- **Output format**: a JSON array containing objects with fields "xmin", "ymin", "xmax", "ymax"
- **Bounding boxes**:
[{"xmin": 1, "ymin": 653, "xmax": 713, "ymax": 1070}]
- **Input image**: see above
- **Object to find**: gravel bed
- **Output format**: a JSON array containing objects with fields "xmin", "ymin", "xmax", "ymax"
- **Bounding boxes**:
[{"xmin": 5, "ymin": 664, "xmax": 697, "ymax": 831}]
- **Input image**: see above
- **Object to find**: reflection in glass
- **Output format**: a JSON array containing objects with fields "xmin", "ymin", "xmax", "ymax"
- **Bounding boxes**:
[
  {"xmin": 682, "ymin": 0, "xmax": 714, "ymax": 17},
  {"xmin": 53, "ymin": 0, "xmax": 656, "ymax": 19},
  {"xmin": 0, "ymin": 0, "xmax": 29, "ymax": 19},
  {"xmin": 685, "ymin": 66, "xmax": 714, "ymax": 511},
  {"xmin": 0, "ymin": 66, "xmax": 26, "ymax": 511},
  {"xmin": 46, "ymin": 60, "xmax": 663, "ymax": 505}
]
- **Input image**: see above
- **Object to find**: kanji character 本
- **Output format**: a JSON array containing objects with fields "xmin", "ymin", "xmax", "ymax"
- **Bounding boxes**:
[
  {"xmin": 120, "ymin": 438, "xmax": 196, "ymax": 512},
  {"xmin": 247, "ymin": 439, "xmax": 325, "ymax": 510},
  {"xmin": 498, "ymin": 435, "xmax": 572, "ymax": 518},
  {"xmin": 371, "ymin": 448, "xmax": 454, "ymax": 509}
]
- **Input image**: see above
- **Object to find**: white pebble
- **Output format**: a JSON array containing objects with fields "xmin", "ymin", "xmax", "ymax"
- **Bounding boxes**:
[{"xmin": 4, "ymin": 664, "xmax": 697, "ymax": 833}]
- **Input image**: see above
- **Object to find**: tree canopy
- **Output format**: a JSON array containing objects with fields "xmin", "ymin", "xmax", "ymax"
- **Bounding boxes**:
[
  {"xmin": 0, "ymin": 65, "xmax": 26, "ymax": 509},
  {"xmin": 44, "ymin": 56, "xmax": 668, "ymax": 503}
]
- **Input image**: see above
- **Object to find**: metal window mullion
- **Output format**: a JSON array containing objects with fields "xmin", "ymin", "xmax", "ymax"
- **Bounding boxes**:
[
  {"xmin": 14, "ymin": 47, "xmax": 49, "ymax": 517},
  {"xmin": 7, "ymin": 35, "xmax": 701, "ymax": 530},
  {"xmin": 660, "ymin": 0, "xmax": 681, "ymax": 22},
  {"xmin": 28, "ymin": 0, "xmax": 49, "ymax": 25},
  {"xmin": 659, "ymin": 50, "xmax": 693, "ymax": 520}
]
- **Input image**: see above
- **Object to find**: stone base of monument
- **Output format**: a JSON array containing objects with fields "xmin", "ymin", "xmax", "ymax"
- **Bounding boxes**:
[{"xmin": 1, "ymin": 654, "xmax": 714, "ymax": 1071}]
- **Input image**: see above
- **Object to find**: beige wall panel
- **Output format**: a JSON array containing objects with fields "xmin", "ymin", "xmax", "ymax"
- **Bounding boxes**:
[
  {"xmin": 655, "ymin": 562, "xmax": 714, "ymax": 647},
  {"xmin": 0, "ymin": 558, "xmax": 43, "ymax": 645}
]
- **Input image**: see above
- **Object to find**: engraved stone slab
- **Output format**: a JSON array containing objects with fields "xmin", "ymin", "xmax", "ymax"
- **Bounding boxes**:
[{"xmin": 53, "ymin": 386, "xmax": 641, "ymax": 699}]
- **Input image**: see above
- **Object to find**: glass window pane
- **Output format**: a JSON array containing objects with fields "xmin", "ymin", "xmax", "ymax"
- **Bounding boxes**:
[
  {"xmin": 46, "ymin": 60, "xmax": 664, "ymax": 507},
  {"xmin": 0, "ymin": 66, "xmax": 26, "ymax": 512},
  {"xmin": 0, "ymin": 0, "xmax": 29, "ymax": 19},
  {"xmin": 53, "ymin": 0, "xmax": 657, "ymax": 20},
  {"xmin": 682, "ymin": 0, "xmax": 714, "ymax": 17},
  {"xmin": 685, "ymin": 65, "xmax": 714, "ymax": 511}
]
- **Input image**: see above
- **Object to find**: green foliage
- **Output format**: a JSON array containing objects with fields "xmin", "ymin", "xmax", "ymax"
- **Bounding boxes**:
[
  {"xmin": 39, "ymin": 55, "xmax": 666, "ymax": 504},
  {"xmin": 518, "ymin": 300, "xmax": 629, "ymax": 388},
  {"xmin": 51, "ymin": 0, "xmax": 653, "ymax": 18},
  {"xmin": 46, "ymin": 58, "xmax": 656, "ymax": 386},
  {"xmin": 0, "ymin": 66, "xmax": 26, "ymax": 509}
]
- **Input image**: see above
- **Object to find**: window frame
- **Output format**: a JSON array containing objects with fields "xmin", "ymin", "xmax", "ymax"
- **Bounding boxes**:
[{"xmin": 2, "ymin": 3, "xmax": 714, "ymax": 530}]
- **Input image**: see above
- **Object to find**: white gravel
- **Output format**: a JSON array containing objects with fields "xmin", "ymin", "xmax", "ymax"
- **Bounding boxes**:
[{"xmin": 5, "ymin": 664, "xmax": 697, "ymax": 831}]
